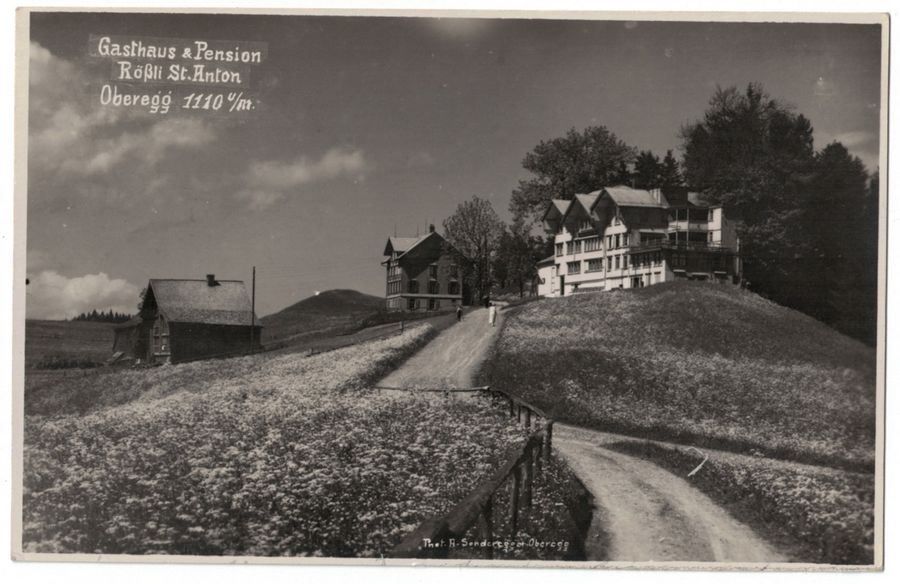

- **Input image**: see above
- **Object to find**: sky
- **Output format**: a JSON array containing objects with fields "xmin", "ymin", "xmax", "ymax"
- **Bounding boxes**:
[{"xmin": 25, "ymin": 12, "xmax": 883, "ymax": 318}]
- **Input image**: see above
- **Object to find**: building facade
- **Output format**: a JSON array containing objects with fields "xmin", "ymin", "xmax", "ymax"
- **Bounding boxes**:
[
  {"xmin": 540, "ymin": 186, "xmax": 742, "ymax": 297},
  {"xmin": 113, "ymin": 274, "xmax": 262, "ymax": 364},
  {"xmin": 382, "ymin": 225, "xmax": 468, "ymax": 311}
]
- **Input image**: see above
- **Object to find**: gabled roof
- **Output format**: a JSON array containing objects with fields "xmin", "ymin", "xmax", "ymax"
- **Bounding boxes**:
[
  {"xmin": 541, "ymin": 198, "xmax": 571, "ymax": 223},
  {"xmin": 603, "ymin": 185, "xmax": 667, "ymax": 208},
  {"xmin": 383, "ymin": 236, "xmax": 422, "ymax": 256},
  {"xmin": 574, "ymin": 192, "xmax": 601, "ymax": 212},
  {"xmin": 147, "ymin": 279, "xmax": 257, "ymax": 326}
]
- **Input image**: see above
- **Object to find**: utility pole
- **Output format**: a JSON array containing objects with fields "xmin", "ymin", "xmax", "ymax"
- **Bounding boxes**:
[{"xmin": 250, "ymin": 266, "xmax": 256, "ymax": 353}]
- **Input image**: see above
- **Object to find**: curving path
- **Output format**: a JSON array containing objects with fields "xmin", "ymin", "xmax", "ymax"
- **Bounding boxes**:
[{"xmin": 554, "ymin": 424, "xmax": 787, "ymax": 563}]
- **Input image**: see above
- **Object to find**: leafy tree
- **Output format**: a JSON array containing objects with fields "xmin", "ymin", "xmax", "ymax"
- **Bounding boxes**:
[
  {"xmin": 510, "ymin": 126, "xmax": 636, "ymax": 224},
  {"xmin": 443, "ymin": 196, "xmax": 505, "ymax": 303},
  {"xmin": 633, "ymin": 150, "xmax": 662, "ymax": 189}
]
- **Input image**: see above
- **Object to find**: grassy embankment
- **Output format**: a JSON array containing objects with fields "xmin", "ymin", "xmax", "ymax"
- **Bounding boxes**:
[
  {"xmin": 24, "ymin": 324, "xmax": 535, "ymax": 556},
  {"xmin": 482, "ymin": 281, "xmax": 876, "ymax": 564}
]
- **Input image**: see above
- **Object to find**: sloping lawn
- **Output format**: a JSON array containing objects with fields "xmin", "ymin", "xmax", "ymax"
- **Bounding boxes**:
[
  {"xmin": 484, "ymin": 282, "xmax": 876, "ymax": 471},
  {"xmin": 23, "ymin": 325, "xmax": 528, "ymax": 556}
]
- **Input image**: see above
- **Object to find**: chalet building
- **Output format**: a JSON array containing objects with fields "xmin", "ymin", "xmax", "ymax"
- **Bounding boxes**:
[
  {"xmin": 382, "ymin": 225, "xmax": 469, "ymax": 311},
  {"xmin": 112, "ymin": 274, "xmax": 261, "ymax": 364},
  {"xmin": 540, "ymin": 186, "xmax": 742, "ymax": 297}
]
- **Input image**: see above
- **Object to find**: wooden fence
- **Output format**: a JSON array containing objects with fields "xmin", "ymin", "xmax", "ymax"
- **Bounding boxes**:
[{"xmin": 391, "ymin": 387, "xmax": 554, "ymax": 559}]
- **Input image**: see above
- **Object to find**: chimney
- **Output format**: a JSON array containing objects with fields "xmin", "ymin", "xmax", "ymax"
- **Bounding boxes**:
[
  {"xmin": 428, "ymin": 224, "xmax": 435, "ymax": 233},
  {"xmin": 206, "ymin": 274, "xmax": 218, "ymax": 287}
]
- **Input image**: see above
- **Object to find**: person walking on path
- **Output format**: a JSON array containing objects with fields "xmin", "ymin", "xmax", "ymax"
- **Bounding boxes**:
[
  {"xmin": 488, "ymin": 302, "xmax": 497, "ymax": 327},
  {"xmin": 456, "ymin": 305, "xmax": 463, "ymax": 322}
]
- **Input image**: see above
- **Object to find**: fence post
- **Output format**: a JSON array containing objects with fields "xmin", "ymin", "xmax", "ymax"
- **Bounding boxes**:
[
  {"xmin": 523, "ymin": 446, "xmax": 534, "ymax": 510},
  {"xmin": 509, "ymin": 466, "xmax": 521, "ymax": 535},
  {"xmin": 523, "ymin": 408, "xmax": 532, "ymax": 429},
  {"xmin": 508, "ymin": 397, "xmax": 515, "ymax": 417},
  {"xmin": 533, "ymin": 436, "xmax": 543, "ymax": 475},
  {"xmin": 542, "ymin": 422, "xmax": 553, "ymax": 460},
  {"xmin": 481, "ymin": 495, "xmax": 494, "ymax": 560},
  {"xmin": 516, "ymin": 404, "xmax": 522, "ymax": 424}
]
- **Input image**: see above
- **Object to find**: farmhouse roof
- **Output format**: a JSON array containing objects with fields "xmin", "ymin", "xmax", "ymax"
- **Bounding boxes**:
[{"xmin": 147, "ymin": 279, "xmax": 258, "ymax": 326}]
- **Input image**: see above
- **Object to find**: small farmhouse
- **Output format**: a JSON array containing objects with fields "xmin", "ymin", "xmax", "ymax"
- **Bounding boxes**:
[
  {"xmin": 382, "ymin": 225, "xmax": 470, "ymax": 311},
  {"xmin": 112, "ymin": 274, "xmax": 261, "ymax": 364},
  {"xmin": 540, "ymin": 186, "xmax": 742, "ymax": 296}
]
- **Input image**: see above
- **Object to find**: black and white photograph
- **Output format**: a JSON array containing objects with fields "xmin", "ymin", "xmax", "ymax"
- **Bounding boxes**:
[{"xmin": 11, "ymin": 6, "xmax": 887, "ymax": 571}]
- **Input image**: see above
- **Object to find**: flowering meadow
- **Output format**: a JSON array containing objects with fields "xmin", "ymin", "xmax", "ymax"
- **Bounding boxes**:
[
  {"xmin": 486, "ymin": 282, "xmax": 876, "ymax": 470},
  {"xmin": 608, "ymin": 440, "xmax": 874, "ymax": 564},
  {"xmin": 23, "ymin": 325, "xmax": 529, "ymax": 556}
]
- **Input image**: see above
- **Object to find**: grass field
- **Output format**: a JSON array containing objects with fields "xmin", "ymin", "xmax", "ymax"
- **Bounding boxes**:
[
  {"xmin": 23, "ymin": 324, "xmax": 535, "ymax": 556},
  {"xmin": 485, "ymin": 282, "xmax": 876, "ymax": 471},
  {"xmin": 25, "ymin": 320, "xmax": 116, "ymax": 369}
]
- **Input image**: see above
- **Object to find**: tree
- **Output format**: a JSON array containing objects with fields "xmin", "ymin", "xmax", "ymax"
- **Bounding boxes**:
[
  {"xmin": 659, "ymin": 150, "xmax": 683, "ymax": 191},
  {"xmin": 633, "ymin": 150, "xmax": 662, "ymax": 189},
  {"xmin": 510, "ymin": 126, "xmax": 636, "ymax": 224},
  {"xmin": 442, "ymin": 196, "xmax": 505, "ymax": 304},
  {"xmin": 493, "ymin": 221, "xmax": 548, "ymax": 297}
]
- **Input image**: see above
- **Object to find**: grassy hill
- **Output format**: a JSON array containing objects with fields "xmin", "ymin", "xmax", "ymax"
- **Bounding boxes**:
[
  {"xmin": 483, "ymin": 281, "xmax": 876, "ymax": 471},
  {"xmin": 25, "ymin": 320, "xmax": 116, "ymax": 369},
  {"xmin": 260, "ymin": 289, "xmax": 385, "ymax": 346}
]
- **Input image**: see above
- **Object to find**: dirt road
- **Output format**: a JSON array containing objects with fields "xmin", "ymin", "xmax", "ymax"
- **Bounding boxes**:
[
  {"xmin": 378, "ymin": 306, "xmax": 500, "ymax": 389},
  {"xmin": 555, "ymin": 424, "xmax": 787, "ymax": 563}
]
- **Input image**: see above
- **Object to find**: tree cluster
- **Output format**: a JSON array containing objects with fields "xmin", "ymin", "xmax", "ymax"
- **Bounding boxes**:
[{"xmin": 72, "ymin": 309, "xmax": 133, "ymax": 323}]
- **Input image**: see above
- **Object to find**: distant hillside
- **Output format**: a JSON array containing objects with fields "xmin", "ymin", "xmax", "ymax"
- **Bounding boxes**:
[
  {"xmin": 482, "ymin": 281, "xmax": 876, "ymax": 471},
  {"xmin": 261, "ymin": 289, "xmax": 385, "ymax": 346}
]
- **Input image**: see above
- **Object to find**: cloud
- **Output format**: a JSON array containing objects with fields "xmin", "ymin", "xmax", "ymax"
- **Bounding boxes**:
[
  {"xmin": 28, "ymin": 42, "xmax": 216, "ymax": 180},
  {"xmin": 26, "ymin": 271, "xmax": 141, "ymax": 320},
  {"xmin": 237, "ymin": 147, "xmax": 370, "ymax": 210}
]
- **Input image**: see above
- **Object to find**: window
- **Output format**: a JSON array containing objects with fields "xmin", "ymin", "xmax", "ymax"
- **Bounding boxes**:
[
  {"xmin": 152, "ymin": 317, "xmax": 170, "ymax": 355},
  {"xmin": 584, "ymin": 237, "xmax": 601, "ymax": 252},
  {"xmin": 428, "ymin": 298, "xmax": 439, "ymax": 310},
  {"xmin": 615, "ymin": 255, "xmax": 620, "ymax": 269},
  {"xmin": 606, "ymin": 235, "xmax": 612, "ymax": 250},
  {"xmin": 449, "ymin": 263, "xmax": 459, "ymax": 279},
  {"xmin": 587, "ymin": 258, "xmax": 603, "ymax": 272},
  {"xmin": 570, "ymin": 240, "xmax": 582, "ymax": 254},
  {"xmin": 708, "ymin": 209, "xmax": 715, "ymax": 221},
  {"xmin": 623, "ymin": 233, "xmax": 630, "ymax": 247},
  {"xmin": 448, "ymin": 281, "xmax": 460, "ymax": 295},
  {"xmin": 580, "ymin": 219, "xmax": 593, "ymax": 231},
  {"xmin": 407, "ymin": 280, "xmax": 419, "ymax": 294},
  {"xmin": 708, "ymin": 232, "xmax": 714, "ymax": 242},
  {"xmin": 407, "ymin": 298, "xmax": 418, "ymax": 310},
  {"xmin": 567, "ymin": 261, "xmax": 581, "ymax": 275},
  {"xmin": 427, "ymin": 281, "xmax": 439, "ymax": 294},
  {"xmin": 607, "ymin": 256, "xmax": 613, "ymax": 270},
  {"xmin": 428, "ymin": 264, "xmax": 438, "ymax": 279},
  {"xmin": 555, "ymin": 243, "xmax": 564, "ymax": 256},
  {"xmin": 623, "ymin": 255, "xmax": 629, "ymax": 268},
  {"xmin": 672, "ymin": 253, "xmax": 687, "ymax": 268}
]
